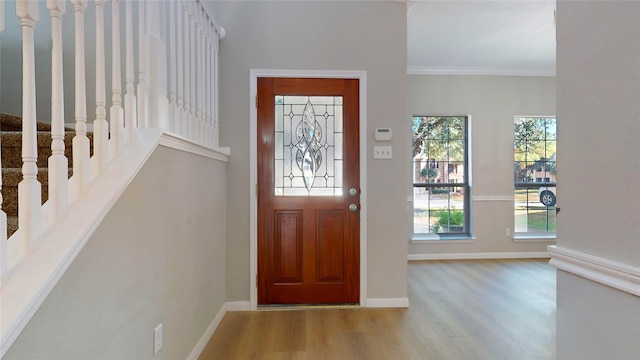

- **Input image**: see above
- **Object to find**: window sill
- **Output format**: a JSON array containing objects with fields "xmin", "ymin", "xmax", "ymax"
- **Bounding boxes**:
[
  {"xmin": 412, "ymin": 234, "xmax": 476, "ymax": 243},
  {"xmin": 513, "ymin": 234, "xmax": 556, "ymax": 242}
]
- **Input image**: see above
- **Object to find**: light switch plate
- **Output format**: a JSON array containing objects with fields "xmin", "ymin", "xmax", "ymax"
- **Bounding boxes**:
[{"xmin": 374, "ymin": 146, "xmax": 392, "ymax": 159}]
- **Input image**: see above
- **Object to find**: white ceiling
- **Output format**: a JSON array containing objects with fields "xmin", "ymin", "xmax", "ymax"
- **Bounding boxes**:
[{"xmin": 406, "ymin": 0, "xmax": 556, "ymax": 76}]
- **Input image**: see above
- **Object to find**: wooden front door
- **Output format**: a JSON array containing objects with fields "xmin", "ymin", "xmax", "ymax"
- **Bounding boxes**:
[{"xmin": 257, "ymin": 77, "xmax": 360, "ymax": 305}]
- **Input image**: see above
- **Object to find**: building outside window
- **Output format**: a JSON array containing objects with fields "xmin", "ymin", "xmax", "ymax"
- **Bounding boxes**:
[
  {"xmin": 412, "ymin": 116, "xmax": 469, "ymax": 237},
  {"xmin": 514, "ymin": 116, "xmax": 557, "ymax": 234}
]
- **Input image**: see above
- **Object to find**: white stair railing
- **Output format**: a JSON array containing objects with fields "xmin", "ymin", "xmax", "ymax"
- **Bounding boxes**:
[{"xmin": 0, "ymin": 0, "xmax": 225, "ymax": 294}]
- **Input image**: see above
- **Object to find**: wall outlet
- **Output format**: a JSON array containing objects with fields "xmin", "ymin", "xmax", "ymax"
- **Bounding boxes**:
[
  {"xmin": 505, "ymin": 227, "xmax": 511, "ymax": 237},
  {"xmin": 154, "ymin": 323, "xmax": 163, "ymax": 354}
]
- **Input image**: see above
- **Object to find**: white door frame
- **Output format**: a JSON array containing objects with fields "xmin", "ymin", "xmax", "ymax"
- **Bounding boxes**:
[{"xmin": 249, "ymin": 69, "xmax": 368, "ymax": 309}]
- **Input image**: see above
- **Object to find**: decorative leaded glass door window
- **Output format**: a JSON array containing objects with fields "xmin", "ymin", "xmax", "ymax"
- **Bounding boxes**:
[{"xmin": 274, "ymin": 95, "xmax": 343, "ymax": 196}]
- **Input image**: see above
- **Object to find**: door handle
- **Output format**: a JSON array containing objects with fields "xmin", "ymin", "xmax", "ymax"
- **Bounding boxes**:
[{"xmin": 348, "ymin": 204, "xmax": 358, "ymax": 212}]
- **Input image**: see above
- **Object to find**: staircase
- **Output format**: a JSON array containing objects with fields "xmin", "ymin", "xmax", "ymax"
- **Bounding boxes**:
[
  {"xmin": 1, "ymin": 113, "xmax": 92, "ymax": 237},
  {"xmin": 1, "ymin": 1, "xmax": 226, "ymax": 356}
]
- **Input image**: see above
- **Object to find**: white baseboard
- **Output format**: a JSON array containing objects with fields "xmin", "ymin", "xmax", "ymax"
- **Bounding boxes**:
[
  {"xmin": 187, "ymin": 301, "xmax": 252, "ymax": 360},
  {"xmin": 226, "ymin": 301, "xmax": 251, "ymax": 311},
  {"xmin": 408, "ymin": 252, "xmax": 550, "ymax": 261},
  {"xmin": 187, "ymin": 303, "xmax": 229, "ymax": 360},
  {"xmin": 366, "ymin": 298, "xmax": 409, "ymax": 308},
  {"xmin": 548, "ymin": 245, "xmax": 640, "ymax": 297}
]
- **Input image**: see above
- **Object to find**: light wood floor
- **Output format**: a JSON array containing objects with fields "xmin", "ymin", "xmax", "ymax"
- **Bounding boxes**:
[{"xmin": 199, "ymin": 259, "xmax": 556, "ymax": 360}]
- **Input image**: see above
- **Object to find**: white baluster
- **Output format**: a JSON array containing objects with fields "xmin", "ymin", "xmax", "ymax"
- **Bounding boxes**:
[
  {"xmin": 137, "ymin": 0, "xmax": 147, "ymax": 128},
  {"xmin": 176, "ymin": 0, "xmax": 184, "ymax": 136},
  {"xmin": 195, "ymin": 5, "xmax": 203, "ymax": 145},
  {"xmin": 204, "ymin": 17, "xmax": 212, "ymax": 148},
  {"xmin": 109, "ymin": 0, "xmax": 123, "ymax": 158},
  {"xmin": 70, "ymin": 0, "xmax": 90, "ymax": 200},
  {"xmin": 207, "ymin": 19, "xmax": 218, "ymax": 148},
  {"xmin": 167, "ymin": 0, "xmax": 177, "ymax": 133},
  {"xmin": 46, "ymin": 0, "xmax": 68, "ymax": 224},
  {"xmin": 16, "ymin": 0, "xmax": 41, "ymax": 249},
  {"xmin": 182, "ymin": 1, "xmax": 192, "ymax": 138},
  {"xmin": 93, "ymin": 0, "xmax": 108, "ymax": 175},
  {"xmin": 145, "ymin": 0, "xmax": 164, "ymax": 129},
  {"xmin": 200, "ymin": 6, "xmax": 207, "ymax": 146},
  {"xmin": 124, "ymin": 0, "xmax": 136, "ymax": 142},
  {"xmin": 189, "ymin": 1, "xmax": 196, "ymax": 141},
  {"xmin": 213, "ymin": 27, "xmax": 222, "ymax": 148}
]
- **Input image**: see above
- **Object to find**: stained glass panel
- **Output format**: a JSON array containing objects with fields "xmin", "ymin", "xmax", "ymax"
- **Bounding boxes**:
[{"xmin": 274, "ymin": 95, "xmax": 344, "ymax": 196}]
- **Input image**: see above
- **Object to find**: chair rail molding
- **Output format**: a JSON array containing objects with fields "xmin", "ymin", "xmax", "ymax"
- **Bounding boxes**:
[{"xmin": 548, "ymin": 245, "xmax": 640, "ymax": 297}]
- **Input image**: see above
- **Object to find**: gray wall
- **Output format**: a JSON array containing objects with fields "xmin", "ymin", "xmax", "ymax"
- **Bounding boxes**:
[
  {"xmin": 206, "ymin": 1, "xmax": 409, "ymax": 302},
  {"xmin": 5, "ymin": 146, "xmax": 228, "ymax": 359},
  {"xmin": 556, "ymin": 1, "xmax": 640, "ymax": 359},
  {"xmin": 408, "ymin": 75, "xmax": 556, "ymax": 255}
]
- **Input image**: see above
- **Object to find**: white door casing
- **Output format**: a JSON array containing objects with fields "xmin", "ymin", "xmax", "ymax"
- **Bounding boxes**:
[{"xmin": 249, "ymin": 69, "xmax": 367, "ymax": 310}]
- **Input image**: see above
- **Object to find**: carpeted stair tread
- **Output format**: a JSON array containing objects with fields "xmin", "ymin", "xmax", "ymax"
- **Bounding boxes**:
[
  {"xmin": 6, "ymin": 216, "xmax": 18, "ymax": 238},
  {"xmin": 1, "ymin": 131, "xmax": 94, "ymax": 168},
  {"xmin": 2, "ymin": 167, "xmax": 72, "ymax": 185},
  {"xmin": 2, "ymin": 114, "xmax": 93, "ymax": 237},
  {"xmin": 1, "ymin": 113, "xmax": 74, "ymax": 132},
  {"xmin": 1, "ymin": 168, "xmax": 73, "ymax": 218}
]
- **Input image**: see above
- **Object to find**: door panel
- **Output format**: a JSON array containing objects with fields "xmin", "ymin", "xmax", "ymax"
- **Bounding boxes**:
[
  {"xmin": 258, "ymin": 77, "xmax": 359, "ymax": 305},
  {"xmin": 316, "ymin": 211, "xmax": 345, "ymax": 283},
  {"xmin": 274, "ymin": 211, "xmax": 303, "ymax": 284}
]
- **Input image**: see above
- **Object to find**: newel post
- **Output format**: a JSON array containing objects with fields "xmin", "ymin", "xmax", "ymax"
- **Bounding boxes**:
[{"xmin": 16, "ymin": 0, "xmax": 42, "ymax": 249}]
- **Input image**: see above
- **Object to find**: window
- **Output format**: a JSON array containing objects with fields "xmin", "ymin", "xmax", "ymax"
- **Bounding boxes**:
[
  {"xmin": 514, "ymin": 117, "xmax": 556, "ymax": 234},
  {"xmin": 413, "ymin": 116, "xmax": 469, "ymax": 237}
]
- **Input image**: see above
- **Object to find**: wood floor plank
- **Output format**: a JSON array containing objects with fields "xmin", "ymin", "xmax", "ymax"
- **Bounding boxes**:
[{"xmin": 199, "ymin": 259, "xmax": 556, "ymax": 360}]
